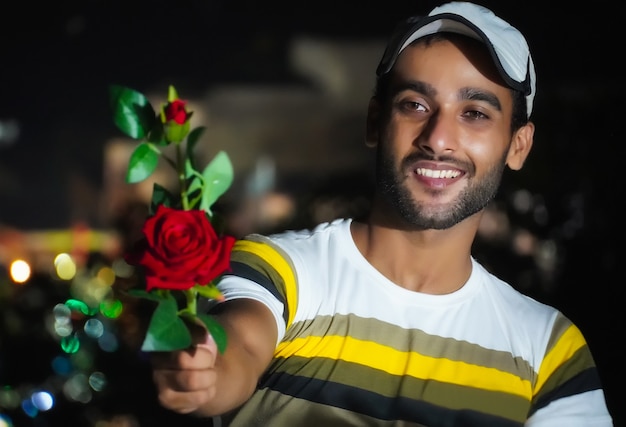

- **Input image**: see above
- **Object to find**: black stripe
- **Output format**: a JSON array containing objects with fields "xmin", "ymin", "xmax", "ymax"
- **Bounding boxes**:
[
  {"xmin": 261, "ymin": 371, "xmax": 523, "ymax": 427},
  {"xmin": 530, "ymin": 366, "xmax": 603, "ymax": 417},
  {"xmin": 228, "ymin": 261, "xmax": 288, "ymax": 324}
]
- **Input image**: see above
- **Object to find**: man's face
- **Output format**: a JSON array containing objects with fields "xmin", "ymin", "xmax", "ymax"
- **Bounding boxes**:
[{"xmin": 373, "ymin": 36, "xmax": 518, "ymax": 230}]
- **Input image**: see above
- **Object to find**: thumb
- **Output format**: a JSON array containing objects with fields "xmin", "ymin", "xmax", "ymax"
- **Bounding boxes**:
[
  {"xmin": 196, "ymin": 331, "xmax": 218, "ymax": 353},
  {"xmin": 186, "ymin": 317, "xmax": 218, "ymax": 353}
]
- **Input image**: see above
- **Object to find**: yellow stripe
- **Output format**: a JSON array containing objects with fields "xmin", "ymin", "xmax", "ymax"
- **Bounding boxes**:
[
  {"xmin": 276, "ymin": 335, "xmax": 531, "ymax": 398},
  {"xmin": 234, "ymin": 240, "xmax": 298, "ymax": 328},
  {"xmin": 535, "ymin": 323, "xmax": 586, "ymax": 393}
]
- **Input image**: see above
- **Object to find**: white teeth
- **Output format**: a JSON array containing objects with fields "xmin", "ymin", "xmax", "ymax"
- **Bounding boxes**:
[{"xmin": 415, "ymin": 168, "xmax": 461, "ymax": 179}]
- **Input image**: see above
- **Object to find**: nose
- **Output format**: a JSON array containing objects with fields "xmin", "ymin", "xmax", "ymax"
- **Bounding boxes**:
[{"xmin": 417, "ymin": 111, "xmax": 457, "ymax": 156}]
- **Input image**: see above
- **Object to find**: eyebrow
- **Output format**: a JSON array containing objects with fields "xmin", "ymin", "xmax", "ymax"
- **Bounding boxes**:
[
  {"xmin": 459, "ymin": 87, "xmax": 502, "ymax": 111},
  {"xmin": 390, "ymin": 80, "xmax": 437, "ymax": 98},
  {"xmin": 390, "ymin": 81, "xmax": 502, "ymax": 112}
]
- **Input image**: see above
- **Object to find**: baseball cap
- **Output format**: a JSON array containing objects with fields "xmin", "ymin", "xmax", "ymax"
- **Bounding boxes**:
[{"xmin": 376, "ymin": 1, "xmax": 536, "ymax": 118}]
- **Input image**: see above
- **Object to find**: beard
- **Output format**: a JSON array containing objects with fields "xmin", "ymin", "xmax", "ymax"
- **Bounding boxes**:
[{"xmin": 375, "ymin": 143, "xmax": 507, "ymax": 230}]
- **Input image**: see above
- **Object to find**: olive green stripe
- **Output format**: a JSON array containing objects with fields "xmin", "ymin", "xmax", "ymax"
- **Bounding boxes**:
[
  {"xmin": 285, "ymin": 313, "xmax": 534, "ymax": 382},
  {"xmin": 545, "ymin": 312, "xmax": 571, "ymax": 353},
  {"xmin": 265, "ymin": 356, "xmax": 528, "ymax": 422},
  {"xmin": 534, "ymin": 344, "xmax": 596, "ymax": 401},
  {"xmin": 228, "ymin": 389, "xmax": 432, "ymax": 426},
  {"xmin": 231, "ymin": 251, "xmax": 286, "ymax": 300},
  {"xmin": 231, "ymin": 236, "xmax": 301, "ymax": 326},
  {"xmin": 230, "ymin": 249, "xmax": 287, "ymax": 302}
]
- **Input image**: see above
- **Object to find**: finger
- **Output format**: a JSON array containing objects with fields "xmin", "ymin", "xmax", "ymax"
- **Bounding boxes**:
[
  {"xmin": 150, "ymin": 342, "xmax": 216, "ymax": 370},
  {"xmin": 152, "ymin": 358, "xmax": 218, "ymax": 413},
  {"xmin": 152, "ymin": 361, "xmax": 217, "ymax": 392},
  {"xmin": 156, "ymin": 387, "xmax": 215, "ymax": 414}
]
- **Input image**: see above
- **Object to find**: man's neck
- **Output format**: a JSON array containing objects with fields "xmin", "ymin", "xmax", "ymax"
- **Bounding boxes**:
[{"xmin": 350, "ymin": 216, "xmax": 480, "ymax": 294}]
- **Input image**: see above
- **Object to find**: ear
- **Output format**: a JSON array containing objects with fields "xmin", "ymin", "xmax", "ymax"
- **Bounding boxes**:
[
  {"xmin": 506, "ymin": 122, "xmax": 535, "ymax": 170},
  {"xmin": 365, "ymin": 97, "xmax": 380, "ymax": 148}
]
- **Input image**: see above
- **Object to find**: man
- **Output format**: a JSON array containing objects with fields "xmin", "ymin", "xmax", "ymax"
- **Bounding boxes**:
[{"xmin": 151, "ymin": 2, "xmax": 613, "ymax": 425}]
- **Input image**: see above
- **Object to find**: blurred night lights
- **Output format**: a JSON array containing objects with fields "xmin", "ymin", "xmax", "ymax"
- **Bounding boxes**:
[
  {"xmin": 51, "ymin": 355, "xmax": 73, "ymax": 375},
  {"xmin": 112, "ymin": 257, "xmax": 134, "ymax": 278},
  {"xmin": 30, "ymin": 391, "xmax": 54, "ymax": 411},
  {"xmin": 100, "ymin": 299, "xmax": 123, "ymax": 319},
  {"xmin": 84, "ymin": 318, "xmax": 104, "ymax": 339},
  {"xmin": 20, "ymin": 398, "xmax": 38, "ymax": 418},
  {"xmin": 70, "ymin": 274, "xmax": 113, "ymax": 309},
  {"xmin": 0, "ymin": 387, "xmax": 19, "ymax": 410},
  {"xmin": 88, "ymin": 372, "xmax": 107, "ymax": 392},
  {"xmin": 0, "ymin": 118, "xmax": 20, "ymax": 147},
  {"xmin": 98, "ymin": 331, "xmax": 119, "ymax": 352},
  {"xmin": 54, "ymin": 253, "xmax": 77, "ymax": 280},
  {"xmin": 63, "ymin": 373, "xmax": 92, "ymax": 403},
  {"xmin": 61, "ymin": 335, "xmax": 80, "ymax": 354},
  {"xmin": 0, "ymin": 413, "xmax": 14, "ymax": 427},
  {"xmin": 95, "ymin": 265, "xmax": 116, "ymax": 286},
  {"xmin": 9, "ymin": 260, "xmax": 30, "ymax": 284}
]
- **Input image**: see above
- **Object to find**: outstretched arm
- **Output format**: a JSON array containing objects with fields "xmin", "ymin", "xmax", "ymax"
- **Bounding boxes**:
[{"xmin": 150, "ymin": 298, "xmax": 278, "ymax": 417}]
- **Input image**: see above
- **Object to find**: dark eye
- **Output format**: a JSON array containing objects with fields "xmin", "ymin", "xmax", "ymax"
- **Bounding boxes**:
[
  {"xmin": 464, "ymin": 110, "xmax": 488, "ymax": 120},
  {"xmin": 401, "ymin": 101, "xmax": 428, "ymax": 113}
]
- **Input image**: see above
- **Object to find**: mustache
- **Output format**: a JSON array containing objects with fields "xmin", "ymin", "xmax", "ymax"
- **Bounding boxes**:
[{"xmin": 401, "ymin": 152, "xmax": 462, "ymax": 168}]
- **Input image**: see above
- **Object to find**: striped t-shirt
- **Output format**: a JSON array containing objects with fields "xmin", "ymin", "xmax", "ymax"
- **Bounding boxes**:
[{"xmin": 215, "ymin": 218, "xmax": 612, "ymax": 426}]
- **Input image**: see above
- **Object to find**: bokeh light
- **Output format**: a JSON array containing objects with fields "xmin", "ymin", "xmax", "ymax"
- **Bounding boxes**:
[
  {"xmin": 9, "ymin": 259, "xmax": 30, "ymax": 284},
  {"xmin": 0, "ymin": 387, "xmax": 20, "ymax": 410},
  {"xmin": 51, "ymin": 355, "xmax": 73, "ymax": 376},
  {"xmin": 84, "ymin": 318, "xmax": 104, "ymax": 339},
  {"xmin": 31, "ymin": 391, "xmax": 54, "ymax": 411},
  {"xmin": 20, "ymin": 398, "xmax": 38, "ymax": 418},
  {"xmin": 54, "ymin": 253, "xmax": 77, "ymax": 280},
  {"xmin": 60, "ymin": 335, "xmax": 80, "ymax": 354},
  {"xmin": 98, "ymin": 331, "xmax": 119, "ymax": 352},
  {"xmin": 0, "ymin": 413, "xmax": 14, "ymax": 427},
  {"xmin": 88, "ymin": 372, "xmax": 107, "ymax": 392},
  {"xmin": 63, "ymin": 373, "xmax": 92, "ymax": 404},
  {"xmin": 100, "ymin": 299, "xmax": 123, "ymax": 319}
]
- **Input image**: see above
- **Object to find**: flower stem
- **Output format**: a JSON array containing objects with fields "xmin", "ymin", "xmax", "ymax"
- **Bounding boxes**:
[
  {"xmin": 176, "ymin": 144, "xmax": 189, "ymax": 210},
  {"xmin": 185, "ymin": 288, "xmax": 197, "ymax": 315}
]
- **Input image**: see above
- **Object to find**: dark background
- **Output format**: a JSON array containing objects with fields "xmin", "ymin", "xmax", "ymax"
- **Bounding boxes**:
[{"xmin": 1, "ymin": 1, "xmax": 623, "ymax": 426}]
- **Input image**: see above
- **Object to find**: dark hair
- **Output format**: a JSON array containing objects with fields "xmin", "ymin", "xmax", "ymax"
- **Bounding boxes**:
[{"xmin": 374, "ymin": 33, "xmax": 528, "ymax": 133}]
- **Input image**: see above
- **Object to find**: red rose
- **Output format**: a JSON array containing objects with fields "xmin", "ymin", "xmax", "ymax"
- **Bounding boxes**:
[
  {"xmin": 125, "ymin": 205, "xmax": 236, "ymax": 291},
  {"xmin": 163, "ymin": 99, "xmax": 189, "ymax": 124}
]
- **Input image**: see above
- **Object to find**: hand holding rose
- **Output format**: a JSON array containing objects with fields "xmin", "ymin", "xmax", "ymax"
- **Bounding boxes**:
[{"xmin": 109, "ymin": 85, "xmax": 235, "ymax": 353}]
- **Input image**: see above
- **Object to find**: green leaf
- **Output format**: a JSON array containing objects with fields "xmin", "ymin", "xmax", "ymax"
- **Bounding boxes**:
[
  {"xmin": 127, "ymin": 289, "xmax": 164, "ymax": 302},
  {"xmin": 147, "ymin": 121, "xmax": 168, "ymax": 146},
  {"xmin": 197, "ymin": 314, "xmax": 228, "ymax": 354},
  {"xmin": 150, "ymin": 183, "xmax": 176, "ymax": 213},
  {"xmin": 199, "ymin": 151, "xmax": 234, "ymax": 213},
  {"xmin": 109, "ymin": 85, "xmax": 156, "ymax": 139},
  {"xmin": 142, "ymin": 298, "xmax": 192, "ymax": 352},
  {"xmin": 184, "ymin": 158, "xmax": 204, "ymax": 209},
  {"xmin": 186, "ymin": 126, "xmax": 206, "ymax": 163},
  {"xmin": 127, "ymin": 142, "xmax": 160, "ymax": 183}
]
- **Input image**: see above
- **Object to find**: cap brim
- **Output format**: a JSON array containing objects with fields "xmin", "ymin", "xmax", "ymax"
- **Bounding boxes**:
[{"xmin": 376, "ymin": 14, "xmax": 531, "ymax": 97}]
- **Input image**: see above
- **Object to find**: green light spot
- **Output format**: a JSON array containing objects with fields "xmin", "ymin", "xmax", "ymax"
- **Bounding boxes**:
[
  {"xmin": 61, "ymin": 335, "xmax": 80, "ymax": 354},
  {"xmin": 64, "ymin": 299, "xmax": 89, "ymax": 315},
  {"xmin": 100, "ymin": 299, "xmax": 123, "ymax": 318}
]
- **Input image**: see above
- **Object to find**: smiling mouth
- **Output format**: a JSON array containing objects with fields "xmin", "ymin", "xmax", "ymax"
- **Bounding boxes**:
[{"xmin": 415, "ymin": 168, "xmax": 462, "ymax": 179}]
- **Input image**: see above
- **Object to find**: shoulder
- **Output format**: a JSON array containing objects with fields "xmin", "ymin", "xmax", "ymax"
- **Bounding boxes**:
[
  {"xmin": 470, "ymin": 259, "xmax": 574, "ymax": 349},
  {"xmin": 473, "ymin": 259, "xmax": 558, "ymax": 317},
  {"xmin": 234, "ymin": 218, "xmax": 352, "ymax": 256}
]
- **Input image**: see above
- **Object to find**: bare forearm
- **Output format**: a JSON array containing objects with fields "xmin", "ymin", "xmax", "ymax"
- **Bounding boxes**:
[
  {"xmin": 170, "ymin": 298, "xmax": 278, "ymax": 418},
  {"xmin": 194, "ymin": 325, "xmax": 271, "ymax": 415}
]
